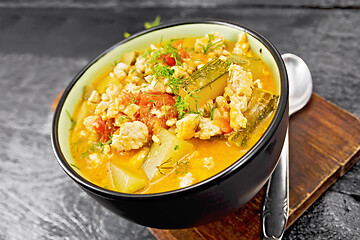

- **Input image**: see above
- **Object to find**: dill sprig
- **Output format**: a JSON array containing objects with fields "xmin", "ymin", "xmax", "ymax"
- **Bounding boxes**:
[
  {"xmin": 156, "ymin": 157, "xmax": 173, "ymax": 175},
  {"xmin": 152, "ymin": 64, "xmax": 174, "ymax": 79},
  {"xmin": 209, "ymin": 102, "xmax": 217, "ymax": 120},
  {"xmin": 70, "ymin": 163, "xmax": 80, "ymax": 170},
  {"xmin": 144, "ymin": 39, "xmax": 184, "ymax": 67},
  {"xmin": 117, "ymin": 115, "xmax": 130, "ymax": 124},
  {"xmin": 126, "ymin": 93, "xmax": 137, "ymax": 107},
  {"xmin": 163, "ymin": 41, "xmax": 183, "ymax": 66},
  {"xmin": 144, "ymin": 15, "xmax": 161, "ymax": 29},
  {"xmin": 189, "ymin": 90, "xmax": 202, "ymax": 115},
  {"xmin": 202, "ymin": 33, "xmax": 224, "ymax": 54},
  {"xmin": 139, "ymin": 48, "xmax": 155, "ymax": 59},
  {"xmin": 174, "ymin": 90, "xmax": 205, "ymax": 119},
  {"xmin": 175, "ymin": 160, "xmax": 190, "ymax": 175},
  {"xmin": 166, "ymin": 77, "xmax": 183, "ymax": 94},
  {"xmin": 175, "ymin": 94, "xmax": 190, "ymax": 119},
  {"xmin": 80, "ymin": 133, "xmax": 114, "ymax": 158},
  {"xmin": 65, "ymin": 109, "xmax": 76, "ymax": 130},
  {"xmin": 151, "ymin": 63, "xmax": 185, "ymax": 95}
]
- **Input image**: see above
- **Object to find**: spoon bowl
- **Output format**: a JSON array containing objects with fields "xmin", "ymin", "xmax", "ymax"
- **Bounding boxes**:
[{"xmin": 283, "ymin": 53, "xmax": 313, "ymax": 115}]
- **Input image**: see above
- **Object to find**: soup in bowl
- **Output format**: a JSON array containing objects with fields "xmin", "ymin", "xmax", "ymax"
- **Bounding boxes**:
[{"xmin": 52, "ymin": 20, "xmax": 288, "ymax": 229}]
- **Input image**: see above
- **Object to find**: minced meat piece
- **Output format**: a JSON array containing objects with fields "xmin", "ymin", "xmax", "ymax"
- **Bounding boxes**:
[
  {"xmin": 233, "ymin": 32, "xmax": 250, "ymax": 56},
  {"xmin": 111, "ymin": 121, "xmax": 149, "ymax": 151},
  {"xmin": 175, "ymin": 114, "xmax": 200, "ymax": 140},
  {"xmin": 194, "ymin": 118, "xmax": 222, "ymax": 139}
]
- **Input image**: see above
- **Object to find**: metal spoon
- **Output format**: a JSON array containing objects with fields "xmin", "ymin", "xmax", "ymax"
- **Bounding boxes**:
[{"xmin": 262, "ymin": 53, "xmax": 313, "ymax": 240}]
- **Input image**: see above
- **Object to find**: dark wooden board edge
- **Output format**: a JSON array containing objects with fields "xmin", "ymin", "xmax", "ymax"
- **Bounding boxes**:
[{"xmin": 287, "ymin": 147, "xmax": 360, "ymax": 228}]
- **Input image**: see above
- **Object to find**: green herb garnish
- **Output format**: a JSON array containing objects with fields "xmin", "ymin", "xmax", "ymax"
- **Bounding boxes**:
[
  {"xmin": 156, "ymin": 157, "xmax": 173, "ymax": 175},
  {"xmin": 175, "ymin": 95, "xmax": 190, "ymax": 119},
  {"xmin": 70, "ymin": 163, "xmax": 80, "ymax": 170},
  {"xmin": 144, "ymin": 15, "xmax": 161, "ymax": 29},
  {"xmin": 147, "ymin": 99, "xmax": 157, "ymax": 104},
  {"xmin": 209, "ymin": 102, "xmax": 217, "ymax": 120},
  {"xmin": 152, "ymin": 64, "xmax": 174, "ymax": 79},
  {"xmin": 65, "ymin": 110, "xmax": 76, "ymax": 130},
  {"xmin": 112, "ymin": 60, "xmax": 119, "ymax": 68},
  {"xmin": 166, "ymin": 76, "xmax": 183, "ymax": 94},
  {"xmin": 174, "ymin": 90, "xmax": 204, "ymax": 119},
  {"xmin": 202, "ymin": 33, "xmax": 224, "ymax": 54},
  {"xmin": 126, "ymin": 93, "xmax": 137, "ymax": 106},
  {"xmin": 80, "ymin": 133, "xmax": 114, "ymax": 158},
  {"xmin": 81, "ymin": 144, "xmax": 97, "ymax": 158},
  {"xmin": 175, "ymin": 160, "xmax": 189, "ymax": 175},
  {"xmin": 162, "ymin": 41, "xmax": 183, "ymax": 66},
  {"xmin": 144, "ymin": 92, "xmax": 160, "ymax": 97}
]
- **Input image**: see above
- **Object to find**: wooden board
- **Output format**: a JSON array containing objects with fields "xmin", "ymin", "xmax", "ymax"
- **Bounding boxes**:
[{"xmin": 149, "ymin": 93, "xmax": 360, "ymax": 240}]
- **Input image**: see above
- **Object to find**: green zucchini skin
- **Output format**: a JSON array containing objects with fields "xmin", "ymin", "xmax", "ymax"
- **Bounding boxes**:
[
  {"xmin": 229, "ymin": 87, "xmax": 279, "ymax": 147},
  {"xmin": 182, "ymin": 58, "xmax": 229, "ymax": 92},
  {"xmin": 226, "ymin": 54, "xmax": 263, "ymax": 80}
]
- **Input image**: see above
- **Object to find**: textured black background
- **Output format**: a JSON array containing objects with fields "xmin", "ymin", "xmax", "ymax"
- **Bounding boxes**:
[{"xmin": 0, "ymin": 1, "xmax": 359, "ymax": 239}]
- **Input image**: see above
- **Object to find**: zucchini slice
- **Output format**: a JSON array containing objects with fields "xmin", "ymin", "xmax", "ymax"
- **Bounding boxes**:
[
  {"xmin": 180, "ymin": 58, "xmax": 229, "ymax": 110},
  {"xmin": 227, "ymin": 54, "xmax": 263, "ymax": 80},
  {"xmin": 228, "ymin": 87, "xmax": 279, "ymax": 147},
  {"xmin": 182, "ymin": 58, "xmax": 229, "ymax": 92}
]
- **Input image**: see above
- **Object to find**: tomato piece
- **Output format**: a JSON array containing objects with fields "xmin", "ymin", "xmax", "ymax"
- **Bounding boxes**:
[
  {"xmin": 213, "ymin": 118, "xmax": 233, "ymax": 134},
  {"xmin": 136, "ymin": 92, "xmax": 178, "ymax": 134},
  {"xmin": 164, "ymin": 53, "xmax": 176, "ymax": 67},
  {"xmin": 179, "ymin": 49, "xmax": 189, "ymax": 59},
  {"xmin": 93, "ymin": 118, "xmax": 117, "ymax": 142},
  {"xmin": 171, "ymin": 39, "xmax": 183, "ymax": 49},
  {"xmin": 120, "ymin": 92, "xmax": 138, "ymax": 106}
]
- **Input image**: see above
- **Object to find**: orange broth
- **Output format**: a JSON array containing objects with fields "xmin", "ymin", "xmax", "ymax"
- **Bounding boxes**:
[{"xmin": 69, "ymin": 35, "xmax": 277, "ymax": 194}]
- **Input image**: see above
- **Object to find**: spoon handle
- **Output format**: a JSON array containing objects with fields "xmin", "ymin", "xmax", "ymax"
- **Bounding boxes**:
[{"xmin": 262, "ymin": 128, "xmax": 289, "ymax": 240}]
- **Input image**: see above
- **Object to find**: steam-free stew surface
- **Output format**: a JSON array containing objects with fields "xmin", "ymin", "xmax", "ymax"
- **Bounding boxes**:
[{"xmin": 69, "ymin": 32, "xmax": 278, "ymax": 194}]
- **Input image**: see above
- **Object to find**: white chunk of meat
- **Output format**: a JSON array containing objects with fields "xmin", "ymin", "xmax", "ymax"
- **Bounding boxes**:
[
  {"xmin": 175, "ymin": 114, "xmax": 200, "ymax": 140},
  {"xmin": 113, "ymin": 62, "xmax": 130, "ymax": 81},
  {"xmin": 179, "ymin": 172, "xmax": 194, "ymax": 188},
  {"xmin": 111, "ymin": 121, "xmax": 149, "ymax": 151},
  {"xmin": 232, "ymin": 32, "xmax": 250, "ymax": 56},
  {"xmin": 195, "ymin": 118, "xmax": 222, "ymax": 139}
]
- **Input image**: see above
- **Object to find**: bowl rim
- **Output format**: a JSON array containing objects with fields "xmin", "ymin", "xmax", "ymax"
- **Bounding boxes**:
[{"xmin": 52, "ymin": 19, "xmax": 288, "ymax": 199}]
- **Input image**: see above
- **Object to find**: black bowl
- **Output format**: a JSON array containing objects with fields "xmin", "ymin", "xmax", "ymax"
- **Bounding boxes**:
[{"xmin": 52, "ymin": 20, "xmax": 288, "ymax": 229}]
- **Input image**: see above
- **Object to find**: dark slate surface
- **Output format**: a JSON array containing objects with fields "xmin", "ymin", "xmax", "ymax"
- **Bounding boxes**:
[{"xmin": 0, "ymin": 1, "xmax": 359, "ymax": 239}]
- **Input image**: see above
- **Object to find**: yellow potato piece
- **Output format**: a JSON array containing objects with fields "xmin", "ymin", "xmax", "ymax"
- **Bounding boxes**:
[
  {"xmin": 109, "ymin": 163, "xmax": 147, "ymax": 193},
  {"xmin": 143, "ymin": 128, "xmax": 193, "ymax": 181}
]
